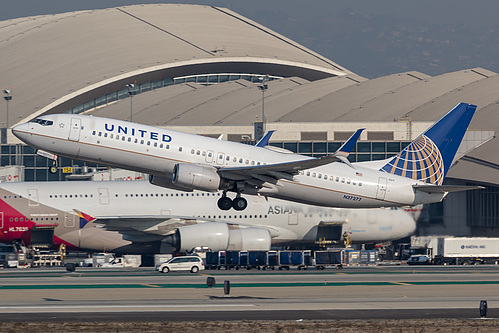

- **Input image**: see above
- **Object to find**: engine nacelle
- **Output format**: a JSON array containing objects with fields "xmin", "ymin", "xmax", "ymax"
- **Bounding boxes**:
[
  {"xmin": 227, "ymin": 228, "xmax": 272, "ymax": 251},
  {"xmin": 172, "ymin": 163, "xmax": 220, "ymax": 192},
  {"xmin": 165, "ymin": 222, "xmax": 272, "ymax": 252},
  {"xmin": 149, "ymin": 174, "xmax": 193, "ymax": 192}
]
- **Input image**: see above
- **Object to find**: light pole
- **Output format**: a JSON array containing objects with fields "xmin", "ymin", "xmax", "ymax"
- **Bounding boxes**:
[
  {"xmin": 3, "ymin": 89, "xmax": 12, "ymax": 128},
  {"xmin": 126, "ymin": 83, "xmax": 137, "ymax": 122},
  {"xmin": 257, "ymin": 75, "xmax": 269, "ymax": 134}
]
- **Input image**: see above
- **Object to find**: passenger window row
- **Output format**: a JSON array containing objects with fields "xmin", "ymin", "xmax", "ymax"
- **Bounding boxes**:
[
  {"xmin": 198, "ymin": 215, "xmax": 267, "ymax": 219},
  {"xmin": 91, "ymin": 131, "xmax": 266, "ymax": 167},
  {"xmin": 49, "ymin": 194, "xmax": 93, "ymax": 198},
  {"xmin": 45, "ymin": 192, "xmax": 224, "ymax": 199},
  {"xmin": 190, "ymin": 150, "xmax": 262, "ymax": 166},
  {"xmin": 92, "ymin": 131, "xmax": 172, "ymax": 150},
  {"xmin": 301, "ymin": 171, "xmax": 362, "ymax": 186},
  {"xmin": 121, "ymin": 192, "xmax": 219, "ymax": 198},
  {"xmin": 9, "ymin": 217, "xmax": 58, "ymax": 222}
]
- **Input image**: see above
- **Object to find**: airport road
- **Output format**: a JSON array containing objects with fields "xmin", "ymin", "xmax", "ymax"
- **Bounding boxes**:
[{"xmin": 0, "ymin": 265, "xmax": 498, "ymax": 321}]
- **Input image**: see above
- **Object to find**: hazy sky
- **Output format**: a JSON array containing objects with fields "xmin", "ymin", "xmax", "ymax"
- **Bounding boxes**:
[{"xmin": 3, "ymin": 1, "xmax": 499, "ymax": 78}]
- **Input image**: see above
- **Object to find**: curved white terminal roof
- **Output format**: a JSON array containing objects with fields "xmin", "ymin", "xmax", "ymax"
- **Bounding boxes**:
[{"xmin": 0, "ymin": 4, "xmax": 353, "ymax": 127}]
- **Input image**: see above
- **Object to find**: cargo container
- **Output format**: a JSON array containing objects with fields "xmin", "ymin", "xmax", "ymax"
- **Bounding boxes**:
[
  {"xmin": 314, "ymin": 250, "xmax": 344, "ymax": 269},
  {"xmin": 205, "ymin": 250, "xmax": 247, "ymax": 270},
  {"xmin": 205, "ymin": 251, "xmax": 221, "ymax": 269},
  {"xmin": 279, "ymin": 250, "xmax": 312, "ymax": 270},
  {"xmin": 266, "ymin": 251, "xmax": 278, "ymax": 269},
  {"xmin": 359, "ymin": 250, "xmax": 378, "ymax": 265},
  {"xmin": 204, "ymin": 249, "xmax": 376, "ymax": 270},
  {"xmin": 248, "ymin": 251, "xmax": 267, "ymax": 269}
]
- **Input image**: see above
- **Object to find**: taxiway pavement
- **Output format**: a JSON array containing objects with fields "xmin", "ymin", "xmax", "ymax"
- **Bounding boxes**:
[{"xmin": 0, "ymin": 265, "xmax": 497, "ymax": 321}]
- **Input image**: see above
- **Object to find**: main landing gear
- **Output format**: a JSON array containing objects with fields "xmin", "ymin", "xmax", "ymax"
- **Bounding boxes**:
[{"xmin": 217, "ymin": 192, "xmax": 248, "ymax": 211}]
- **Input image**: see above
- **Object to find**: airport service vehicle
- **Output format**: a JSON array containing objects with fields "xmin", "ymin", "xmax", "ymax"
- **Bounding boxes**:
[
  {"xmin": 156, "ymin": 256, "xmax": 204, "ymax": 273},
  {"xmin": 406, "ymin": 254, "xmax": 431, "ymax": 265},
  {"xmin": 12, "ymin": 103, "xmax": 481, "ymax": 212},
  {"xmin": 407, "ymin": 237, "xmax": 499, "ymax": 265},
  {"xmin": 0, "ymin": 181, "xmax": 416, "ymax": 254}
]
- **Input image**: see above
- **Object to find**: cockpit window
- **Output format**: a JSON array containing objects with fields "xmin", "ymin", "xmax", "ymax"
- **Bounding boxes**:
[{"xmin": 32, "ymin": 118, "xmax": 54, "ymax": 126}]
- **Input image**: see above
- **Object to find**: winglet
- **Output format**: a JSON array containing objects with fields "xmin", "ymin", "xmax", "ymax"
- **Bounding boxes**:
[
  {"xmin": 335, "ymin": 129, "xmax": 364, "ymax": 157},
  {"xmin": 256, "ymin": 130, "xmax": 276, "ymax": 147}
]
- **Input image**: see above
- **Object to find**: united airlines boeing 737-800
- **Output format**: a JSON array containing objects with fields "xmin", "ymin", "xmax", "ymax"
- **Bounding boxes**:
[
  {"xmin": 0, "ymin": 181, "xmax": 416, "ymax": 254},
  {"xmin": 12, "ymin": 103, "xmax": 480, "ymax": 211}
]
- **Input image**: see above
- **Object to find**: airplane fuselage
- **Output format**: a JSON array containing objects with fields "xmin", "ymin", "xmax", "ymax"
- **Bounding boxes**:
[
  {"xmin": 0, "ymin": 181, "xmax": 416, "ymax": 253},
  {"xmin": 12, "ymin": 114, "xmax": 446, "ymax": 210}
]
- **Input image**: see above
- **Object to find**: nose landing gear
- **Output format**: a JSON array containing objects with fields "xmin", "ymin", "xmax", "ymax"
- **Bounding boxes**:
[
  {"xmin": 49, "ymin": 160, "xmax": 58, "ymax": 174},
  {"xmin": 217, "ymin": 192, "xmax": 248, "ymax": 211}
]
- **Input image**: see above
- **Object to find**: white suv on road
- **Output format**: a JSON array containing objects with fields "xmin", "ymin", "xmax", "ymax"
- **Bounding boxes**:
[{"xmin": 156, "ymin": 256, "xmax": 205, "ymax": 273}]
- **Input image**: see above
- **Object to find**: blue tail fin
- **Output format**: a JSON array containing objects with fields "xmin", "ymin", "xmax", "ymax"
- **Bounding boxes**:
[{"xmin": 380, "ymin": 103, "xmax": 477, "ymax": 185}]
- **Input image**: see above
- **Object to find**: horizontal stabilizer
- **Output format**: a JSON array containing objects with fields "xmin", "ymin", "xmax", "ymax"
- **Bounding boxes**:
[{"xmin": 413, "ymin": 185, "xmax": 484, "ymax": 194}]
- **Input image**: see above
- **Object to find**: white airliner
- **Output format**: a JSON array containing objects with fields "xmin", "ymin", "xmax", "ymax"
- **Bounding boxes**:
[
  {"xmin": 0, "ymin": 181, "xmax": 416, "ymax": 253},
  {"xmin": 12, "ymin": 103, "xmax": 480, "ymax": 211}
]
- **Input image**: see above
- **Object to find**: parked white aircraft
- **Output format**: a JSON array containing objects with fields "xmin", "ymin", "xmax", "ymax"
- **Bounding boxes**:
[
  {"xmin": 12, "ymin": 103, "xmax": 479, "ymax": 212},
  {"xmin": 0, "ymin": 181, "xmax": 416, "ymax": 253}
]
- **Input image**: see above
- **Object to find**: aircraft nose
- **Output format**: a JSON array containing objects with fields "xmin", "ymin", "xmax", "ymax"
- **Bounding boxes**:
[{"xmin": 11, "ymin": 123, "xmax": 29, "ymax": 142}]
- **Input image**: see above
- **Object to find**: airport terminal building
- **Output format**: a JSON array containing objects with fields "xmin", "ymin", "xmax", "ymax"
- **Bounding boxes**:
[{"xmin": 1, "ymin": 4, "xmax": 499, "ymax": 238}]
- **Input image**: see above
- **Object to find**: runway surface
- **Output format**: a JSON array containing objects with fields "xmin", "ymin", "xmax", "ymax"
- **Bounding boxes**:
[{"xmin": 0, "ymin": 265, "xmax": 497, "ymax": 321}]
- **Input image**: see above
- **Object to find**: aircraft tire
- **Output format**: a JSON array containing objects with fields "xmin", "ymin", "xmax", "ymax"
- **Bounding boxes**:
[
  {"xmin": 49, "ymin": 166, "xmax": 58, "ymax": 174},
  {"xmin": 232, "ymin": 197, "xmax": 247, "ymax": 211},
  {"xmin": 217, "ymin": 196, "xmax": 232, "ymax": 211}
]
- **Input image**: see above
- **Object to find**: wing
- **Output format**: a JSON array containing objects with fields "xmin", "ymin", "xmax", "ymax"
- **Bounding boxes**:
[
  {"xmin": 219, "ymin": 129, "xmax": 364, "ymax": 184},
  {"xmin": 75, "ymin": 209, "xmax": 198, "ymax": 241},
  {"xmin": 74, "ymin": 210, "xmax": 279, "ymax": 243}
]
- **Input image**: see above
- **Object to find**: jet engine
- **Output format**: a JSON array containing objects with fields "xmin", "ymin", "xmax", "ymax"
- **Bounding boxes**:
[
  {"xmin": 149, "ymin": 174, "xmax": 193, "ymax": 191},
  {"xmin": 164, "ymin": 222, "xmax": 272, "ymax": 252},
  {"xmin": 172, "ymin": 163, "xmax": 221, "ymax": 192}
]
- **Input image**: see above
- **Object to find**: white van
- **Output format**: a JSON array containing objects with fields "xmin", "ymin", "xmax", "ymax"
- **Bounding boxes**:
[{"xmin": 156, "ymin": 256, "xmax": 205, "ymax": 273}]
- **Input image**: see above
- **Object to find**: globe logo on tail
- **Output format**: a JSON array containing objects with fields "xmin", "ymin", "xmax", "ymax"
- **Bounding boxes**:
[{"xmin": 380, "ymin": 135, "xmax": 444, "ymax": 185}]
